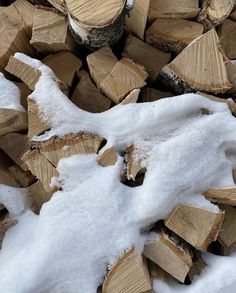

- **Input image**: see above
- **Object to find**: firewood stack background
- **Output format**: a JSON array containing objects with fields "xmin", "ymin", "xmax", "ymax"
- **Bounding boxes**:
[{"xmin": 0, "ymin": 0, "xmax": 236, "ymax": 292}]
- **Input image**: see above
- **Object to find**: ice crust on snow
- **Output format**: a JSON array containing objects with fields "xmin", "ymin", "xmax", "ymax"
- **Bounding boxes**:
[{"xmin": 0, "ymin": 54, "xmax": 236, "ymax": 292}]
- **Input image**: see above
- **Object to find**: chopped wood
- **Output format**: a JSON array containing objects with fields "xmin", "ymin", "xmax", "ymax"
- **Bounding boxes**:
[
  {"xmin": 160, "ymin": 29, "xmax": 232, "ymax": 94},
  {"xmin": 165, "ymin": 204, "xmax": 225, "ymax": 251},
  {"xmin": 204, "ymin": 187, "xmax": 236, "ymax": 206},
  {"xmin": 120, "ymin": 89, "xmax": 140, "ymax": 105},
  {"xmin": 87, "ymin": 46, "xmax": 118, "ymax": 88},
  {"xmin": 0, "ymin": 4, "xmax": 34, "ymax": 71},
  {"xmin": 148, "ymin": 261, "xmax": 174, "ymax": 284},
  {"xmin": 143, "ymin": 230, "xmax": 193, "ymax": 283},
  {"xmin": 218, "ymin": 19, "xmax": 236, "ymax": 60},
  {"xmin": 71, "ymin": 71, "xmax": 111, "ymax": 113},
  {"xmin": 225, "ymin": 60, "xmax": 236, "ymax": 96},
  {"xmin": 229, "ymin": 8, "xmax": 236, "ymax": 21},
  {"xmin": 97, "ymin": 147, "xmax": 118, "ymax": 167},
  {"xmin": 100, "ymin": 58, "xmax": 148, "ymax": 104},
  {"xmin": 102, "ymin": 248, "xmax": 151, "ymax": 293},
  {"xmin": 13, "ymin": 0, "xmax": 35, "ymax": 34},
  {"xmin": 146, "ymin": 18, "xmax": 204, "ymax": 54},
  {"xmin": 142, "ymin": 88, "xmax": 173, "ymax": 102},
  {"xmin": 125, "ymin": 0, "xmax": 150, "ymax": 40},
  {"xmin": 188, "ymin": 254, "xmax": 206, "ymax": 281},
  {"xmin": 0, "ymin": 150, "xmax": 20, "ymax": 187},
  {"xmin": 148, "ymin": 0, "xmax": 200, "ymax": 23},
  {"xmin": 47, "ymin": 0, "xmax": 66, "ymax": 13},
  {"xmin": 14, "ymin": 82, "xmax": 31, "ymax": 110},
  {"xmin": 8, "ymin": 165, "xmax": 35, "ymax": 187},
  {"xmin": 43, "ymin": 51, "xmax": 82, "ymax": 87},
  {"xmin": 23, "ymin": 149, "xmax": 59, "ymax": 192},
  {"xmin": 33, "ymin": 133, "xmax": 104, "ymax": 167},
  {"xmin": 123, "ymin": 35, "xmax": 170, "ymax": 82},
  {"xmin": 198, "ymin": 0, "xmax": 235, "ymax": 30},
  {"xmin": 30, "ymin": 7, "xmax": 76, "ymax": 54},
  {"xmin": 65, "ymin": 0, "xmax": 126, "ymax": 48},
  {"xmin": 0, "ymin": 108, "xmax": 28, "ymax": 136}
]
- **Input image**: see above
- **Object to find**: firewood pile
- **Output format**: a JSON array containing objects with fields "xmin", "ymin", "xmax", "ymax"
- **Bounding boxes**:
[{"xmin": 0, "ymin": 0, "xmax": 236, "ymax": 292}]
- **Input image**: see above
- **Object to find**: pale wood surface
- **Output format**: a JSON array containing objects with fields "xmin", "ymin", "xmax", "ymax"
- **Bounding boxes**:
[
  {"xmin": 0, "ymin": 108, "xmax": 27, "ymax": 136},
  {"xmin": 121, "ymin": 89, "xmax": 140, "ymax": 105},
  {"xmin": 218, "ymin": 19, "xmax": 236, "ymax": 60},
  {"xmin": 165, "ymin": 204, "xmax": 225, "ymax": 251},
  {"xmin": 204, "ymin": 187, "xmax": 236, "ymax": 205},
  {"xmin": 13, "ymin": 0, "xmax": 35, "ymax": 34},
  {"xmin": 97, "ymin": 147, "xmax": 117, "ymax": 167}
]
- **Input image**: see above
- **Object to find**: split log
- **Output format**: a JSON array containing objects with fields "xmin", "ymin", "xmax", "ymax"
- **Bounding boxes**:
[
  {"xmin": 30, "ymin": 7, "xmax": 76, "ymax": 55},
  {"xmin": 188, "ymin": 254, "xmax": 206, "ymax": 282},
  {"xmin": 160, "ymin": 29, "xmax": 231, "ymax": 94},
  {"xmin": 123, "ymin": 35, "xmax": 170, "ymax": 82},
  {"xmin": 229, "ymin": 8, "xmax": 236, "ymax": 21},
  {"xmin": 0, "ymin": 108, "xmax": 27, "ymax": 136},
  {"xmin": 0, "ymin": 150, "xmax": 20, "ymax": 187},
  {"xmin": 0, "ymin": 4, "xmax": 34, "ymax": 71},
  {"xmin": 120, "ymin": 89, "xmax": 140, "ymax": 105},
  {"xmin": 146, "ymin": 18, "xmax": 204, "ymax": 54},
  {"xmin": 97, "ymin": 147, "xmax": 118, "ymax": 167},
  {"xmin": 125, "ymin": 0, "xmax": 150, "ymax": 40},
  {"xmin": 43, "ymin": 51, "xmax": 82, "ymax": 87},
  {"xmin": 225, "ymin": 60, "xmax": 236, "ymax": 96},
  {"xmin": 143, "ymin": 230, "xmax": 193, "ymax": 283},
  {"xmin": 65, "ymin": 0, "xmax": 126, "ymax": 49},
  {"xmin": 13, "ymin": 0, "xmax": 35, "ymax": 35},
  {"xmin": 100, "ymin": 58, "xmax": 148, "ymax": 104},
  {"xmin": 142, "ymin": 88, "xmax": 173, "ymax": 103},
  {"xmin": 198, "ymin": 0, "xmax": 235, "ymax": 30},
  {"xmin": 71, "ymin": 71, "xmax": 111, "ymax": 113},
  {"xmin": 217, "ymin": 19, "xmax": 236, "ymax": 60},
  {"xmin": 87, "ymin": 46, "xmax": 118, "ymax": 88},
  {"xmin": 102, "ymin": 248, "xmax": 151, "ymax": 293},
  {"xmin": 8, "ymin": 164, "xmax": 35, "ymax": 187},
  {"xmin": 47, "ymin": 0, "xmax": 66, "ymax": 13},
  {"xmin": 148, "ymin": 0, "xmax": 200, "ymax": 23},
  {"xmin": 13, "ymin": 82, "xmax": 31, "ymax": 110},
  {"xmin": 204, "ymin": 187, "xmax": 236, "ymax": 206},
  {"xmin": 28, "ymin": 99, "xmax": 50, "ymax": 139},
  {"xmin": 165, "ymin": 204, "xmax": 224, "ymax": 251}
]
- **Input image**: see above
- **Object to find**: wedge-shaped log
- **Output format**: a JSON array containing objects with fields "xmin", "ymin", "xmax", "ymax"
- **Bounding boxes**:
[
  {"xmin": 160, "ymin": 29, "xmax": 231, "ymax": 94},
  {"xmin": 0, "ymin": 108, "xmax": 27, "ymax": 136},
  {"xmin": 87, "ymin": 46, "xmax": 118, "ymax": 88},
  {"xmin": 97, "ymin": 147, "xmax": 118, "ymax": 167},
  {"xmin": 143, "ymin": 230, "xmax": 193, "ymax": 283},
  {"xmin": 43, "ymin": 51, "xmax": 82, "ymax": 87},
  {"xmin": 204, "ymin": 187, "xmax": 236, "ymax": 206},
  {"xmin": 146, "ymin": 18, "xmax": 203, "ymax": 54},
  {"xmin": 148, "ymin": 0, "xmax": 200, "ymax": 23},
  {"xmin": 120, "ymin": 89, "xmax": 140, "ymax": 105},
  {"xmin": 30, "ymin": 8, "xmax": 76, "ymax": 54},
  {"xmin": 198, "ymin": 0, "xmax": 235, "ymax": 30},
  {"xmin": 102, "ymin": 248, "xmax": 151, "ymax": 293},
  {"xmin": 13, "ymin": 0, "xmax": 35, "ymax": 34},
  {"xmin": 71, "ymin": 71, "xmax": 111, "ymax": 113},
  {"xmin": 165, "ymin": 204, "xmax": 224, "ymax": 251},
  {"xmin": 100, "ymin": 58, "xmax": 148, "ymax": 104},
  {"xmin": 218, "ymin": 19, "xmax": 236, "ymax": 60},
  {"xmin": 125, "ymin": 0, "xmax": 150, "ymax": 40},
  {"xmin": 124, "ymin": 35, "xmax": 170, "ymax": 82}
]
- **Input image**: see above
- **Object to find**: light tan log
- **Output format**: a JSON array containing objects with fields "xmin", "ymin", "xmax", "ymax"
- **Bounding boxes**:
[
  {"xmin": 204, "ymin": 187, "xmax": 236, "ymax": 205},
  {"xmin": 198, "ymin": 0, "xmax": 235, "ymax": 30},
  {"xmin": 14, "ymin": 82, "xmax": 31, "ymax": 110},
  {"xmin": 71, "ymin": 71, "xmax": 111, "ymax": 113},
  {"xmin": 0, "ymin": 108, "xmax": 27, "ymax": 136},
  {"xmin": 125, "ymin": 0, "xmax": 150, "ymax": 40},
  {"xmin": 146, "ymin": 18, "xmax": 203, "ymax": 54},
  {"xmin": 97, "ymin": 147, "xmax": 118, "ymax": 167},
  {"xmin": 87, "ymin": 46, "xmax": 118, "ymax": 88},
  {"xmin": 33, "ymin": 133, "xmax": 104, "ymax": 167},
  {"xmin": 100, "ymin": 58, "xmax": 148, "ymax": 104},
  {"xmin": 0, "ymin": 4, "xmax": 35, "ymax": 72},
  {"xmin": 13, "ymin": 0, "xmax": 35, "ymax": 34},
  {"xmin": 0, "ymin": 151, "xmax": 20, "ymax": 187},
  {"xmin": 148, "ymin": 0, "xmax": 200, "ymax": 23},
  {"xmin": 43, "ymin": 51, "xmax": 82, "ymax": 87},
  {"xmin": 28, "ymin": 99, "xmax": 50, "ymax": 139},
  {"xmin": 102, "ymin": 248, "xmax": 151, "ymax": 293},
  {"xmin": 120, "ymin": 89, "xmax": 140, "ymax": 105},
  {"xmin": 123, "ymin": 35, "xmax": 170, "ymax": 82},
  {"xmin": 165, "ymin": 204, "xmax": 224, "ymax": 251},
  {"xmin": 65, "ymin": 0, "xmax": 126, "ymax": 49},
  {"xmin": 225, "ymin": 60, "xmax": 236, "ymax": 96},
  {"xmin": 218, "ymin": 19, "xmax": 236, "ymax": 60},
  {"xmin": 30, "ymin": 7, "xmax": 76, "ymax": 55},
  {"xmin": 142, "ymin": 88, "xmax": 173, "ymax": 103},
  {"xmin": 143, "ymin": 230, "xmax": 192, "ymax": 283},
  {"xmin": 160, "ymin": 29, "xmax": 231, "ymax": 94},
  {"xmin": 0, "ymin": 215, "xmax": 17, "ymax": 248}
]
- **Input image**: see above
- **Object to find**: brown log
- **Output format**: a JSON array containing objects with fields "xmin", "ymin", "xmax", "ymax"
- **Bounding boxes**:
[
  {"xmin": 0, "ymin": 214, "xmax": 17, "ymax": 248},
  {"xmin": 97, "ymin": 147, "xmax": 118, "ymax": 167},
  {"xmin": 142, "ymin": 88, "xmax": 173, "ymax": 103},
  {"xmin": 8, "ymin": 165, "xmax": 35, "ymax": 187},
  {"xmin": 204, "ymin": 187, "xmax": 236, "ymax": 206},
  {"xmin": 0, "ymin": 150, "xmax": 20, "ymax": 187},
  {"xmin": 229, "ymin": 8, "xmax": 236, "ymax": 21},
  {"xmin": 0, "ymin": 108, "xmax": 27, "ymax": 136},
  {"xmin": 218, "ymin": 19, "xmax": 236, "ymax": 60},
  {"xmin": 13, "ymin": 82, "xmax": 31, "ymax": 110},
  {"xmin": 225, "ymin": 60, "xmax": 236, "ymax": 96}
]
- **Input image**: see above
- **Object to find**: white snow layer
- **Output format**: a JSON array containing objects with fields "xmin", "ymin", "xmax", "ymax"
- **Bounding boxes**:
[{"xmin": 0, "ymin": 53, "xmax": 236, "ymax": 292}]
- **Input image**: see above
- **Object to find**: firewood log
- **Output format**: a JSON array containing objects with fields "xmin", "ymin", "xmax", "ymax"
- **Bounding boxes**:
[
  {"xmin": 142, "ymin": 88, "xmax": 173, "ymax": 103},
  {"xmin": 0, "ymin": 214, "xmax": 17, "ymax": 248},
  {"xmin": 13, "ymin": 0, "xmax": 35, "ymax": 35},
  {"xmin": 204, "ymin": 187, "xmax": 236, "ymax": 206},
  {"xmin": 97, "ymin": 147, "xmax": 118, "ymax": 167},
  {"xmin": 218, "ymin": 19, "xmax": 236, "ymax": 60},
  {"xmin": 0, "ymin": 150, "xmax": 20, "ymax": 187},
  {"xmin": 47, "ymin": 0, "xmax": 66, "ymax": 14},
  {"xmin": 13, "ymin": 82, "xmax": 31, "ymax": 110},
  {"xmin": 0, "ymin": 108, "xmax": 27, "ymax": 136},
  {"xmin": 229, "ymin": 8, "xmax": 236, "ymax": 21},
  {"xmin": 225, "ymin": 60, "xmax": 236, "ymax": 96},
  {"xmin": 120, "ymin": 89, "xmax": 140, "ymax": 105}
]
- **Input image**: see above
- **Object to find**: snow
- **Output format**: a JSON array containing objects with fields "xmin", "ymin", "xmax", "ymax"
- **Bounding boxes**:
[{"xmin": 0, "ymin": 54, "xmax": 235, "ymax": 292}]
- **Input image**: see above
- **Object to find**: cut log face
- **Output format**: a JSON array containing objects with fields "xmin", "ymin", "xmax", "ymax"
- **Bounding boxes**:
[
  {"xmin": 146, "ymin": 18, "xmax": 204, "ymax": 54},
  {"xmin": 142, "ymin": 88, "xmax": 173, "ymax": 103},
  {"xmin": 218, "ymin": 19, "xmax": 236, "ymax": 60},
  {"xmin": 43, "ymin": 51, "xmax": 82, "ymax": 87},
  {"xmin": 0, "ymin": 4, "xmax": 34, "ymax": 71},
  {"xmin": 0, "ymin": 108, "xmax": 28, "ymax": 136},
  {"xmin": 165, "ymin": 204, "xmax": 225, "ymax": 251},
  {"xmin": 198, "ymin": 0, "xmax": 235, "ymax": 30},
  {"xmin": 225, "ymin": 60, "xmax": 236, "ymax": 96},
  {"xmin": 100, "ymin": 58, "xmax": 148, "ymax": 104},
  {"xmin": 97, "ymin": 147, "xmax": 118, "ymax": 167},
  {"xmin": 13, "ymin": 0, "xmax": 35, "ymax": 34},
  {"xmin": 123, "ymin": 35, "xmax": 170, "ymax": 82},
  {"xmin": 160, "ymin": 29, "xmax": 232, "ymax": 94},
  {"xmin": 143, "ymin": 231, "xmax": 193, "ymax": 283},
  {"xmin": 102, "ymin": 248, "xmax": 151, "ymax": 293},
  {"xmin": 125, "ymin": 0, "xmax": 150, "ymax": 40},
  {"xmin": 87, "ymin": 46, "xmax": 118, "ymax": 88},
  {"xmin": 30, "ymin": 8, "xmax": 76, "ymax": 55},
  {"xmin": 204, "ymin": 187, "xmax": 236, "ymax": 206},
  {"xmin": 120, "ymin": 89, "xmax": 140, "ymax": 105},
  {"xmin": 71, "ymin": 71, "xmax": 111, "ymax": 113},
  {"xmin": 65, "ymin": 0, "xmax": 126, "ymax": 48}
]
